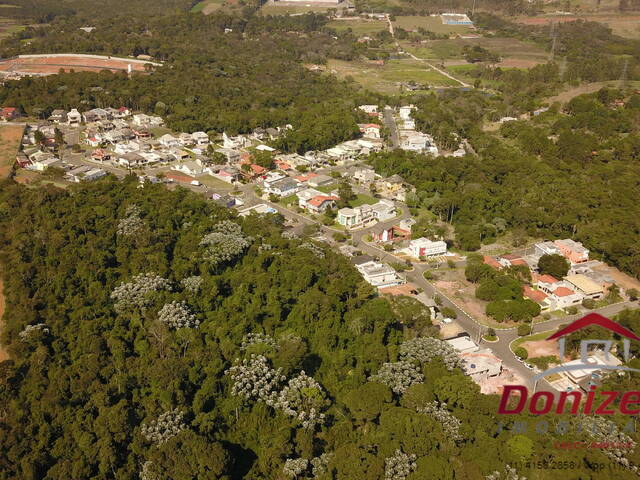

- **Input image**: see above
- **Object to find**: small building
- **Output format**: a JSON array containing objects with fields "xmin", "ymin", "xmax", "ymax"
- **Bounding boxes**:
[
  {"xmin": 355, "ymin": 260, "xmax": 404, "ymax": 288},
  {"xmin": 49, "ymin": 109, "xmax": 67, "ymax": 123},
  {"xmin": 565, "ymin": 274, "xmax": 605, "ymax": 300},
  {"xmin": 523, "ymin": 285, "xmax": 552, "ymax": 311},
  {"xmin": 554, "ymin": 239, "xmax": 589, "ymax": 264},
  {"xmin": 67, "ymin": 109, "xmax": 82, "ymax": 126},
  {"xmin": 483, "ymin": 256, "xmax": 502, "ymax": 270},
  {"xmin": 549, "ymin": 286, "xmax": 584, "ymax": 309},
  {"xmin": 446, "ymin": 335, "xmax": 479, "ymax": 354},
  {"xmin": 306, "ymin": 195, "xmax": 338, "ymax": 214},
  {"xmin": 0, "ymin": 107, "xmax": 19, "ymax": 121},
  {"xmin": 461, "ymin": 350, "xmax": 502, "ymax": 380},
  {"xmin": 191, "ymin": 131, "xmax": 209, "ymax": 146},
  {"xmin": 266, "ymin": 177, "xmax": 300, "ymax": 197},
  {"xmin": 307, "ymin": 174, "xmax": 333, "ymax": 188},
  {"xmin": 537, "ymin": 274, "xmax": 563, "ymax": 294},
  {"xmin": 409, "ymin": 238, "xmax": 447, "ymax": 258},
  {"xmin": 359, "ymin": 123, "xmax": 381, "ymax": 139},
  {"xmin": 353, "ymin": 168, "xmax": 377, "ymax": 184}
]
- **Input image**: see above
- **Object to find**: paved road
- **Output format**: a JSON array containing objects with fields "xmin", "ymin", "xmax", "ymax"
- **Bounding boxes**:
[{"xmin": 383, "ymin": 106, "xmax": 399, "ymax": 149}]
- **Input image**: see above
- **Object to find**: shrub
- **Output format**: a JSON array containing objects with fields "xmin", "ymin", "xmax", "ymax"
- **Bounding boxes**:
[
  {"xmin": 440, "ymin": 307, "xmax": 457, "ymax": 319},
  {"xmin": 517, "ymin": 324, "xmax": 530, "ymax": 337},
  {"xmin": 514, "ymin": 347, "xmax": 528, "ymax": 360}
]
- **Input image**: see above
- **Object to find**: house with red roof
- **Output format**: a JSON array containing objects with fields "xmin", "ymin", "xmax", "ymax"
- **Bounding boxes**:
[
  {"xmin": 0, "ymin": 107, "xmax": 19, "ymax": 121},
  {"xmin": 483, "ymin": 256, "xmax": 502, "ymax": 270},
  {"xmin": 536, "ymin": 274, "xmax": 562, "ymax": 294},
  {"xmin": 549, "ymin": 286, "xmax": 584, "ymax": 309},
  {"xmin": 305, "ymin": 195, "xmax": 338, "ymax": 214},
  {"xmin": 522, "ymin": 285, "xmax": 551, "ymax": 311},
  {"xmin": 358, "ymin": 123, "xmax": 381, "ymax": 139},
  {"xmin": 497, "ymin": 253, "xmax": 530, "ymax": 269}
]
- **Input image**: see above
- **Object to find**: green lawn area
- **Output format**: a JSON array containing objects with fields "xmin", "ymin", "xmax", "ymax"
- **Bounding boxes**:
[
  {"xmin": 280, "ymin": 194, "xmax": 298, "ymax": 207},
  {"xmin": 327, "ymin": 58, "xmax": 458, "ymax": 94},
  {"xmin": 196, "ymin": 175, "xmax": 234, "ymax": 190},
  {"xmin": 512, "ymin": 330, "xmax": 555, "ymax": 350},
  {"xmin": 326, "ymin": 19, "xmax": 387, "ymax": 36},
  {"xmin": 316, "ymin": 184, "xmax": 337, "ymax": 194},
  {"xmin": 149, "ymin": 126, "xmax": 173, "ymax": 137},
  {"xmin": 191, "ymin": 0, "xmax": 228, "ymax": 14},
  {"xmin": 260, "ymin": 3, "xmax": 333, "ymax": 15},
  {"xmin": 350, "ymin": 193, "xmax": 377, "ymax": 207},
  {"xmin": 393, "ymin": 15, "xmax": 473, "ymax": 35}
]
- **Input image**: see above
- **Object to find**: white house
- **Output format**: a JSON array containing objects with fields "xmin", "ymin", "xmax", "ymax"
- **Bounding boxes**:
[
  {"xmin": 355, "ymin": 259, "xmax": 404, "ymax": 288},
  {"xmin": 548, "ymin": 286, "xmax": 584, "ymax": 309},
  {"xmin": 67, "ymin": 109, "xmax": 82, "ymax": 126},
  {"xmin": 353, "ymin": 168, "xmax": 377, "ymax": 184},
  {"xmin": 173, "ymin": 161, "xmax": 204, "ymax": 176},
  {"xmin": 191, "ymin": 131, "xmax": 210, "ymax": 146},
  {"xmin": 409, "ymin": 238, "xmax": 447, "ymax": 258},
  {"xmin": 265, "ymin": 177, "xmax": 300, "ymax": 197},
  {"xmin": 159, "ymin": 134, "xmax": 180, "ymax": 148},
  {"xmin": 358, "ymin": 105, "xmax": 378, "ymax": 114},
  {"xmin": 399, "ymin": 105, "xmax": 415, "ymax": 120},
  {"xmin": 359, "ymin": 123, "xmax": 381, "ymax": 139}
]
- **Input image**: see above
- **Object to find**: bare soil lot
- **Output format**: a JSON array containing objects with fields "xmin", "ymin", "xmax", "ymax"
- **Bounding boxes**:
[{"xmin": 0, "ymin": 55, "xmax": 154, "ymax": 75}]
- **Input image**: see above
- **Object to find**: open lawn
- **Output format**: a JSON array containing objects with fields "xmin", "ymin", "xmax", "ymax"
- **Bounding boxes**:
[
  {"xmin": 326, "ymin": 19, "xmax": 387, "ymax": 35},
  {"xmin": 0, "ymin": 124, "xmax": 24, "ymax": 180},
  {"xmin": 393, "ymin": 15, "xmax": 473, "ymax": 35},
  {"xmin": 327, "ymin": 57, "xmax": 459, "ymax": 94},
  {"xmin": 260, "ymin": 1, "xmax": 335, "ymax": 15},
  {"xmin": 350, "ymin": 193, "xmax": 377, "ymax": 207}
]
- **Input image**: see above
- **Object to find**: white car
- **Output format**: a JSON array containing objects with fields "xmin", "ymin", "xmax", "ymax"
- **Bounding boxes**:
[
  {"xmin": 524, "ymin": 363, "xmax": 534, "ymax": 370},
  {"xmin": 442, "ymin": 318, "xmax": 453, "ymax": 324}
]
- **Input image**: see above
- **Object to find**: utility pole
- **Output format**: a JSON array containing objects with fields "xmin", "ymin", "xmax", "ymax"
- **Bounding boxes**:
[
  {"xmin": 620, "ymin": 57, "xmax": 629, "ymax": 88},
  {"xmin": 472, "ymin": 0, "xmax": 477, "ymax": 17}
]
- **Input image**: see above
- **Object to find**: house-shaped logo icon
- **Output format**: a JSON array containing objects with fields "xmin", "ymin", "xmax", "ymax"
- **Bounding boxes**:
[{"xmin": 547, "ymin": 312, "xmax": 640, "ymax": 363}]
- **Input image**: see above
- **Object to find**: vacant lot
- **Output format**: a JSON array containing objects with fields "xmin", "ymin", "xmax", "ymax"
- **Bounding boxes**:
[
  {"xmin": 192, "ymin": 0, "xmax": 236, "ymax": 14},
  {"xmin": 327, "ymin": 57, "xmax": 458, "ymax": 94},
  {"xmin": 0, "ymin": 124, "xmax": 24, "ymax": 180},
  {"xmin": 403, "ymin": 36, "xmax": 548, "ymax": 67},
  {"xmin": 0, "ymin": 54, "xmax": 157, "ymax": 75},
  {"xmin": 326, "ymin": 18, "xmax": 387, "ymax": 35},
  {"xmin": 393, "ymin": 15, "xmax": 473, "ymax": 35},
  {"xmin": 544, "ymin": 80, "xmax": 640, "ymax": 104}
]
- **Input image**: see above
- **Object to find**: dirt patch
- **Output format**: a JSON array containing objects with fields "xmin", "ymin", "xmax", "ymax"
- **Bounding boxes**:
[
  {"xmin": 0, "ymin": 54, "xmax": 155, "ymax": 75},
  {"xmin": 521, "ymin": 339, "xmax": 558, "ymax": 358},
  {"xmin": 497, "ymin": 58, "xmax": 545, "ymax": 68},
  {"xmin": 544, "ymin": 81, "xmax": 629, "ymax": 104},
  {"xmin": 478, "ymin": 368, "xmax": 526, "ymax": 395},
  {"xmin": 0, "ymin": 124, "xmax": 24, "ymax": 180},
  {"xmin": 591, "ymin": 262, "xmax": 640, "ymax": 292}
]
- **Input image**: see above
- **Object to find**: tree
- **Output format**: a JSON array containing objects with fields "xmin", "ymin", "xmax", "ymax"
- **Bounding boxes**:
[
  {"xmin": 514, "ymin": 347, "xmax": 528, "ymax": 360},
  {"xmin": 344, "ymin": 382, "xmax": 393, "ymax": 423},
  {"xmin": 440, "ymin": 307, "xmax": 457, "ymax": 319},
  {"xmin": 537, "ymin": 254, "xmax": 570, "ymax": 279},
  {"xmin": 628, "ymin": 288, "xmax": 639, "ymax": 302},
  {"xmin": 337, "ymin": 181, "xmax": 356, "ymax": 208}
]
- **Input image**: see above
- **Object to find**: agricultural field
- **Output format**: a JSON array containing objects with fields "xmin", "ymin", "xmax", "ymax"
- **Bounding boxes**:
[
  {"xmin": 0, "ymin": 124, "xmax": 24, "ymax": 181},
  {"xmin": 402, "ymin": 36, "xmax": 548, "ymax": 68},
  {"xmin": 0, "ymin": 20, "xmax": 25, "ymax": 39},
  {"xmin": 392, "ymin": 15, "xmax": 474, "ymax": 35},
  {"xmin": 0, "ymin": 54, "xmax": 157, "ymax": 75},
  {"xmin": 327, "ymin": 57, "xmax": 459, "ymax": 94},
  {"xmin": 326, "ymin": 18, "xmax": 388, "ymax": 35}
]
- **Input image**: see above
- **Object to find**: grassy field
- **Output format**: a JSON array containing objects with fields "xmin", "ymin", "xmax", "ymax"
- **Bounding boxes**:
[
  {"xmin": 350, "ymin": 193, "xmax": 378, "ymax": 207},
  {"xmin": 392, "ymin": 15, "xmax": 473, "ymax": 35},
  {"xmin": 402, "ymin": 36, "xmax": 548, "ymax": 67},
  {"xmin": 327, "ymin": 57, "xmax": 459, "ymax": 94},
  {"xmin": 192, "ymin": 0, "xmax": 232, "ymax": 14},
  {"xmin": 326, "ymin": 19, "xmax": 387, "ymax": 35},
  {"xmin": 0, "ymin": 124, "xmax": 24, "ymax": 180},
  {"xmin": 260, "ymin": 2, "xmax": 334, "ymax": 15}
]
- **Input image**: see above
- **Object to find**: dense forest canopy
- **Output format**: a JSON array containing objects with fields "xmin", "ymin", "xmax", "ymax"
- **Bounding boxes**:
[{"xmin": 1, "ymin": 178, "xmax": 640, "ymax": 479}]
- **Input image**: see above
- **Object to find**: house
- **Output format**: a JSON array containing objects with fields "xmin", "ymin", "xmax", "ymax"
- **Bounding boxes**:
[
  {"xmin": 0, "ymin": 107, "xmax": 19, "ymax": 121},
  {"xmin": 30, "ymin": 153, "xmax": 59, "ymax": 171},
  {"xmin": 537, "ymin": 274, "xmax": 563, "ymax": 294},
  {"xmin": 565, "ymin": 274, "xmax": 605, "ymax": 300},
  {"xmin": 409, "ymin": 238, "xmax": 447, "ymax": 258},
  {"xmin": 358, "ymin": 105, "xmax": 378, "ymax": 115},
  {"xmin": 159, "ymin": 134, "xmax": 180, "ymax": 148},
  {"xmin": 353, "ymin": 168, "xmax": 377, "ymax": 184},
  {"xmin": 85, "ymin": 134, "xmax": 103, "ymax": 147},
  {"xmin": 214, "ymin": 147, "xmax": 241, "ymax": 163},
  {"xmin": 83, "ymin": 108, "xmax": 110, "ymax": 123},
  {"xmin": 192, "ymin": 131, "xmax": 209, "ymax": 146},
  {"xmin": 548, "ymin": 286, "xmax": 584, "ymax": 309},
  {"xmin": 371, "ymin": 225, "xmax": 394, "ymax": 243},
  {"xmin": 397, "ymin": 218, "xmax": 416, "ymax": 232},
  {"xmin": 307, "ymin": 174, "xmax": 333, "ymax": 188},
  {"xmin": 91, "ymin": 149, "xmax": 111, "ymax": 162},
  {"xmin": 49, "ymin": 109, "xmax": 67, "ymax": 123},
  {"xmin": 297, "ymin": 187, "xmax": 324, "ymax": 208},
  {"xmin": 67, "ymin": 109, "xmax": 82, "ymax": 126},
  {"xmin": 359, "ymin": 123, "xmax": 381, "ymax": 139},
  {"xmin": 354, "ymin": 258, "xmax": 404, "ymax": 288},
  {"xmin": 460, "ymin": 350, "xmax": 502, "ymax": 380},
  {"xmin": 447, "ymin": 335, "xmax": 479, "ymax": 354},
  {"xmin": 222, "ymin": 132, "xmax": 250, "ymax": 149},
  {"xmin": 65, "ymin": 165, "xmax": 107, "ymax": 182},
  {"xmin": 115, "ymin": 107, "xmax": 131, "ymax": 118},
  {"xmin": 523, "ymin": 285, "xmax": 552, "ymax": 311},
  {"xmin": 337, "ymin": 207, "xmax": 360, "ymax": 228},
  {"xmin": 554, "ymin": 239, "xmax": 589, "ymax": 264},
  {"xmin": 370, "ymin": 199, "xmax": 396, "ymax": 221},
  {"xmin": 213, "ymin": 166, "xmax": 240, "ymax": 184},
  {"xmin": 266, "ymin": 177, "xmax": 300, "ymax": 197},
  {"xmin": 399, "ymin": 105, "xmax": 415, "ymax": 120},
  {"xmin": 172, "ymin": 161, "xmax": 204, "ymax": 176},
  {"xmin": 534, "ymin": 241, "xmax": 561, "ymax": 258},
  {"xmin": 498, "ymin": 254, "xmax": 528, "ymax": 269},
  {"xmin": 118, "ymin": 152, "xmax": 147, "ymax": 167},
  {"xmin": 400, "ymin": 131, "xmax": 436, "ymax": 154},
  {"xmin": 306, "ymin": 195, "xmax": 338, "ymax": 214},
  {"xmin": 483, "ymin": 256, "xmax": 502, "ymax": 270}
]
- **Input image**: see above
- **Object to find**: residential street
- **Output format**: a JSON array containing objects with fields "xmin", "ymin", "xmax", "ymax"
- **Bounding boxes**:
[{"xmin": 383, "ymin": 106, "xmax": 399, "ymax": 149}]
